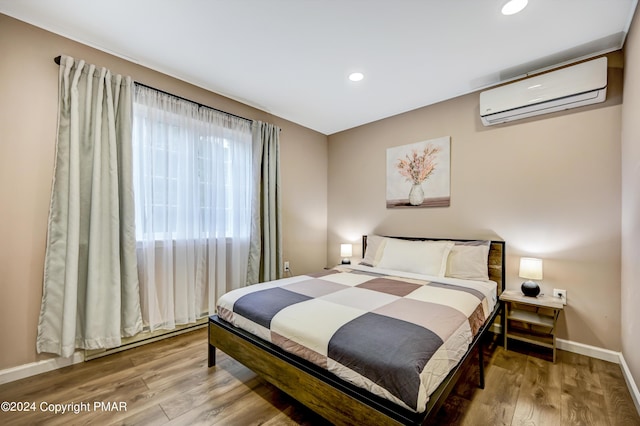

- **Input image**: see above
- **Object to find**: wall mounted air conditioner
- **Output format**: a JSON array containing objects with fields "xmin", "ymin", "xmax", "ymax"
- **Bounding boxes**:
[{"xmin": 479, "ymin": 57, "xmax": 608, "ymax": 126}]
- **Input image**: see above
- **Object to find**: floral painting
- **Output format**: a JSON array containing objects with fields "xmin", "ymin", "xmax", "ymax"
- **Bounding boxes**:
[{"xmin": 386, "ymin": 136, "xmax": 450, "ymax": 208}]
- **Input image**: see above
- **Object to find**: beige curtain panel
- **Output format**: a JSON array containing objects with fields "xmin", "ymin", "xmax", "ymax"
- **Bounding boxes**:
[
  {"xmin": 37, "ymin": 56, "xmax": 142, "ymax": 357},
  {"xmin": 247, "ymin": 121, "xmax": 282, "ymax": 284}
]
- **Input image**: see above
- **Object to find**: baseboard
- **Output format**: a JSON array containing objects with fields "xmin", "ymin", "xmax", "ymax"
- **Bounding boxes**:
[
  {"xmin": 467, "ymin": 322, "xmax": 623, "ymax": 364},
  {"xmin": 556, "ymin": 338, "xmax": 621, "ymax": 363},
  {"xmin": 84, "ymin": 321, "xmax": 206, "ymax": 361},
  {"xmin": 0, "ymin": 351, "xmax": 84, "ymax": 386},
  {"xmin": 0, "ymin": 322, "xmax": 206, "ymax": 385},
  {"xmin": 619, "ymin": 353, "xmax": 640, "ymax": 414},
  {"xmin": 493, "ymin": 328, "xmax": 622, "ymax": 363}
]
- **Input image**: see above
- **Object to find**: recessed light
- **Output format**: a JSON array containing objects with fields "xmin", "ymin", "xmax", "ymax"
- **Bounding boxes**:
[
  {"xmin": 348, "ymin": 72, "xmax": 364, "ymax": 82},
  {"xmin": 501, "ymin": 0, "xmax": 528, "ymax": 15}
]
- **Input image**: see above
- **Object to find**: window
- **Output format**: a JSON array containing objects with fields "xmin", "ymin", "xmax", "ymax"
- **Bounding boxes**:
[
  {"xmin": 131, "ymin": 84, "xmax": 254, "ymax": 331},
  {"xmin": 131, "ymin": 85, "xmax": 252, "ymax": 242}
]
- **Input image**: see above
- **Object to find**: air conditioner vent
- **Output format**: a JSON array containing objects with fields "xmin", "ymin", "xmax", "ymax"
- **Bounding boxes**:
[{"xmin": 480, "ymin": 57, "xmax": 607, "ymax": 126}]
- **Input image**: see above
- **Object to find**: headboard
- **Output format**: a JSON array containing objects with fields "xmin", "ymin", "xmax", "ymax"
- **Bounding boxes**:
[{"xmin": 361, "ymin": 235, "xmax": 505, "ymax": 295}]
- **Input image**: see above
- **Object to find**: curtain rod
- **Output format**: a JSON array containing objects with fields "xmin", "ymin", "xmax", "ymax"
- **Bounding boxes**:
[
  {"xmin": 133, "ymin": 81, "xmax": 254, "ymax": 124},
  {"xmin": 53, "ymin": 55, "xmax": 254, "ymax": 125}
]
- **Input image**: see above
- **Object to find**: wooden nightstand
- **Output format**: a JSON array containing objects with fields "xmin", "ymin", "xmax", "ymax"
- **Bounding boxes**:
[{"xmin": 500, "ymin": 290, "xmax": 565, "ymax": 362}]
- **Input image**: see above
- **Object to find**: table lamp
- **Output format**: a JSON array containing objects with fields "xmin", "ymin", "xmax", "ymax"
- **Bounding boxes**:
[
  {"xmin": 519, "ymin": 257, "xmax": 542, "ymax": 297},
  {"xmin": 340, "ymin": 244, "xmax": 352, "ymax": 265}
]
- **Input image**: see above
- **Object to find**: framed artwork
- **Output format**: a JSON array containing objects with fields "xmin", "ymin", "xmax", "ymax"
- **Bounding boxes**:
[{"xmin": 386, "ymin": 136, "xmax": 450, "ymax": 208}]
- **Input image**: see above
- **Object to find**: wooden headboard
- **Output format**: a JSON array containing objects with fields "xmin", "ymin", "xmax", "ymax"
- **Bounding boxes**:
[{"xmin": 361, "ymin": 235, "xmax": 505, "ymax": 294}]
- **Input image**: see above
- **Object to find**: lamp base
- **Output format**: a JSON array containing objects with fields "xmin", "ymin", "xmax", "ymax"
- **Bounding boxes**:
[{"xmin": 521, "ymin": 280, "xmax": 540, "ymax": 297}]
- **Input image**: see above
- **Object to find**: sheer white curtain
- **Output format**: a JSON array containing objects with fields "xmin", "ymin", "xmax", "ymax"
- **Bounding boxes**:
[{"xmin": 132, "ymin": 85, "xmax": 252, "ymax": 331}]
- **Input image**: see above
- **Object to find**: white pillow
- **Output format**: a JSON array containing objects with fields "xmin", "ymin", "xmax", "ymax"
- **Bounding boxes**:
[
  {"xmin": 377, "ymin": 239, "xmax": 454, "ymax": 276},
  {"xmin": 445, "ymin": 241, "xmax": 490, "ymax": 281},
  {"xmin": 361, "ymin": 235, "xmax": 387, "ymax": 266}
]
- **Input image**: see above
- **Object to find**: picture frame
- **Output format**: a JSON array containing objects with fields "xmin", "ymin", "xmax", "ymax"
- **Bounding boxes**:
[{"xmin": 386, "ymin": 136, "xmax": 451, "ymax": 208}]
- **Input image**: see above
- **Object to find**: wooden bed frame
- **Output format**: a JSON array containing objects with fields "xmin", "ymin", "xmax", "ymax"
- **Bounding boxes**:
[{"xmin": 208, "ymin": 237, "xmax": 505, "ymax": 425}]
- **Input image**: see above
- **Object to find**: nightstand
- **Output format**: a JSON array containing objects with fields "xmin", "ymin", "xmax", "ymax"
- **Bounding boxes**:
[{"xmin": 500, "ymin": 290, "xmax": 565, "ymax": 362}]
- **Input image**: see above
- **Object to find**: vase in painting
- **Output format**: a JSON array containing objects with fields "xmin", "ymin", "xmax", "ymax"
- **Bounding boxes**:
[{"xmin": 408, "ymin": 183, "xmax": 424, "ymax": 206}]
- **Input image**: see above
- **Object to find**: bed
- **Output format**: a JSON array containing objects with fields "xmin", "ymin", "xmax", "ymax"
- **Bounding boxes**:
[{"xmin": 208, "ymin": 236, "xmax": 505, "ymax": 425}]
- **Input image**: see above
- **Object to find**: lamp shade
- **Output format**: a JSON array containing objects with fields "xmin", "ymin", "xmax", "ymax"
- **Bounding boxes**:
[
  {"xmin": 340, "ymin": 244, "xmax": 353, "ymax": 257},
  {"xmin": 519, "ymin": 257, "xmax": 543, "ymax": 280}
]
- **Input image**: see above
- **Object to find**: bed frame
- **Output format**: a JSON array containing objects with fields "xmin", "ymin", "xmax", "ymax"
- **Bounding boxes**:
[{"xmin": 208, "ymin": 236, "xmax": 505, "ymax": 425}]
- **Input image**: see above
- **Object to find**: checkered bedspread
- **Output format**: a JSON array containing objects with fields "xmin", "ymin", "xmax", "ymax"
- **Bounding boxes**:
[{"xmin": 217, "ymin": 265, "xmax": 496, "ymax": 413}]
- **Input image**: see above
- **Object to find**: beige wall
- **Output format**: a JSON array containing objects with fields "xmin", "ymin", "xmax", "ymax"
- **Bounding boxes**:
[
  {"xmin": 621, "ymin": 9, "xmax": 640, "ymax": 388},
  {"xmin": 0, "ymin": 9, "xmax": 634, "ymax": 384},
  {"xmin": 0, "ymin": 14, "xmax": 328, "ymax": 370},
  {"xmin": 328, "ymin": 57, "xmax": 623, "ymax": 351}
]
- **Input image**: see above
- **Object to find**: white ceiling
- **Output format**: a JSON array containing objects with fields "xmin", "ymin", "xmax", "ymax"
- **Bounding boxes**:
[{"xmin": 1, "ymin": 0, "xmax": 637, "ymax": 135}]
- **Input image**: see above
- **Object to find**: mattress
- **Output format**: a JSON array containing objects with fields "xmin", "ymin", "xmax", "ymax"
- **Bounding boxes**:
[{"xmin": 216, "ymin": 264, "xmax": 497, "ymax": 413}]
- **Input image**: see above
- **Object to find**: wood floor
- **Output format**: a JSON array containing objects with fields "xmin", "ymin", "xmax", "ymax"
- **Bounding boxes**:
[{"xmin": 1, "ymin": 328, "xmax": 638, "ymax": 426}]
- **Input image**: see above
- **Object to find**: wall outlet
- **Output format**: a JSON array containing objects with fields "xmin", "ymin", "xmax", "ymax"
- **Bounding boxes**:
[
  {"xmin": 284, "ymin": 261, "xmax": 290, "ymax": 272},
  {"xmin": 553, "ymin": 289, "xmax": 567, "ymax": 304}
]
